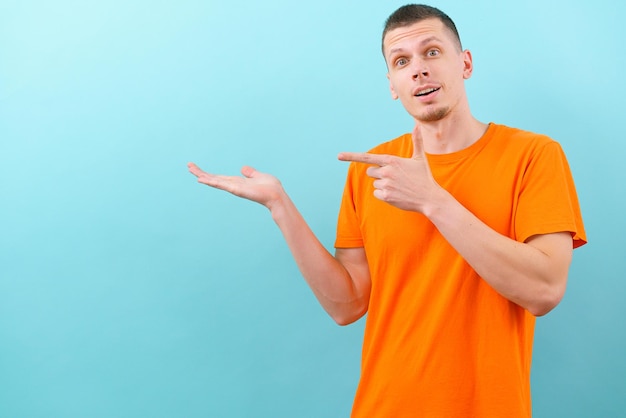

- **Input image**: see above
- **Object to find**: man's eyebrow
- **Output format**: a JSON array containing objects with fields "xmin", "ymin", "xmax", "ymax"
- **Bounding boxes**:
[
  {"xmin": 419, "ymin": 36, "xmax": 443, "ymax": 47},
  {"xmin": 387, "ymin": 47, "xmax": 405, "ymax": 57}
]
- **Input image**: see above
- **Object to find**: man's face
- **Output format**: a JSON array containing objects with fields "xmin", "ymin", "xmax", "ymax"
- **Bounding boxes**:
[{"xmin": 383, "ymin": 18, "xmax": 472, "ymax": 122}]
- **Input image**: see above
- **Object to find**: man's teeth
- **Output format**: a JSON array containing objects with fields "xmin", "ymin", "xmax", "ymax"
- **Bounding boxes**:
[{"xmin": 416, "ymin": 88, "xmax": 438, "ymax": 96}]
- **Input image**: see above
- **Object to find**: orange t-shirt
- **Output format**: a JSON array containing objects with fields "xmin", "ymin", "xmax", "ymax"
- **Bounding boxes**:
[{"xmin": 335, "ymin": 123, "xmax": 586, "ymax": 418}]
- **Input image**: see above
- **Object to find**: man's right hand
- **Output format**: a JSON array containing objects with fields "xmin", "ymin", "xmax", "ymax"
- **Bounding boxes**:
[{"xmin": 187, "ymin": 162, "xmax": 284, "ymax": 210}]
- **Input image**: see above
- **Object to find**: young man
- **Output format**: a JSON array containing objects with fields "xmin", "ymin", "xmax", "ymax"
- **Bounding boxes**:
[{"xmin": 189, "ymin": 4, "xmax": 586, "ymax": 417}]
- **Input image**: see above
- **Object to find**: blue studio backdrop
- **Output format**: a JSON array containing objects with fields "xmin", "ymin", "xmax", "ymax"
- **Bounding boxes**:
[{"xmin": 1, "ymin": 0, "xmax": 624, "ymax": 417}]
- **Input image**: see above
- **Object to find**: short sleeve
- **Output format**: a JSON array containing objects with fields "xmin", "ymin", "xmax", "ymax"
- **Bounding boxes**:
[
  {"xmin": 335, "ymin": 162, "xmax": 364, "ymax": 248},
  {"xmin": 515, "ymin": 141, "xmax": 587, "ymax": 248}
]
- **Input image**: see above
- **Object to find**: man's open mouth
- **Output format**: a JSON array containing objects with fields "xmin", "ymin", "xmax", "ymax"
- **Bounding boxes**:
[{"xmin": 415, "ymin": 87, "xmax": 440, "ymax": 97}]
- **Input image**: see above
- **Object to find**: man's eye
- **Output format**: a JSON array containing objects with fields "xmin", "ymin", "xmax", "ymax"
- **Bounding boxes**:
[
  {"xmin": 427, "ymin": 49, "xmax": 440, "ymax": 57},
  {"xmin": 396, "ymin": 58, "xmax": 408, "ymax": 66}
]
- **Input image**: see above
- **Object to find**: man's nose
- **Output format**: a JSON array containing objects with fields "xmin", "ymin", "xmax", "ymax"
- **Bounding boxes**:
[{"xmin": 412, "ymin": 62, "xmax": 429, "ymax": 79}]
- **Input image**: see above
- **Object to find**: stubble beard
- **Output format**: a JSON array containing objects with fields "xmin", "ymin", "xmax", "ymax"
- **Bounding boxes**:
[{"xmin": 416, "ymin": 105, "xmax": 450, "ymax": 122}]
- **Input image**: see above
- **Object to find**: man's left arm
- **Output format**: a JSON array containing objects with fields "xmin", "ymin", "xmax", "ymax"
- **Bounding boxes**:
[{"xmin": 423, "ymin": 194, "xmax": 573, "ymax": 316}]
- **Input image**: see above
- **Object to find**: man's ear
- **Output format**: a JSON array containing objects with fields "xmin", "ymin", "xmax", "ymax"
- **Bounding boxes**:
[{"xmin": 462, "ymin": 49, "xmax": 473, "ymax": 80}]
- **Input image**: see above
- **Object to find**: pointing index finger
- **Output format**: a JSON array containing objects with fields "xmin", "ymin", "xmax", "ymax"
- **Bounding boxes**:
[{"xmin": 338, "ymin": 152, "xmax": 388, "ymax": 166}]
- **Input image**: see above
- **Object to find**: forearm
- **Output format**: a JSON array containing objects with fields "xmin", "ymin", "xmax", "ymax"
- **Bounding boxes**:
[
  {"xmin": 424, "ymin": 188, "xmax": 573, "ymax": 316},
  {"xmin": 267, "ymin": 191, "xmax": 369, "ymax": 324}
]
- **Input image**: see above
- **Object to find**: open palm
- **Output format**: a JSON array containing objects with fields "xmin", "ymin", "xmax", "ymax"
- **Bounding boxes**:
[{"xmin": 188, "ymin": 163, "xmax": 283, "ymax": 208}]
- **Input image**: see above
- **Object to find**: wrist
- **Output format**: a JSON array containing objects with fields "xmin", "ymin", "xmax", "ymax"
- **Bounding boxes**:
[
  {"xmin": 267, "ymin": 188, "xmax": 292, "ymax": 223},
  {"xmin": 421, "ymin": 185, "xmax": 453, "ymax": 220}
]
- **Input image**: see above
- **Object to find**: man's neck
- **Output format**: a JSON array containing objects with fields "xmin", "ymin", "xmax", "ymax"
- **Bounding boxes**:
[{"xmin": 418, "ymin": 112, "xmax": 488, "ymax": 155}]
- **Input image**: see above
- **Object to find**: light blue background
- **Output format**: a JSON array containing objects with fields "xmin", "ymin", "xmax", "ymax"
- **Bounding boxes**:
[{"xmin": 1, "ymin": 0, "xmax": 624, "ymax": 417}]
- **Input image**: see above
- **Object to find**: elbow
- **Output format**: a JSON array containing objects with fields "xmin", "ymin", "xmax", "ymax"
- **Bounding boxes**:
[
  {"xmin": 331, "ymin": 305, "xmax": 368, "ymax": 326},
  {"xmin": 527, "ymin": 283, "xmax": 567, "ymax": 317},
  {"xmin": 528, "ymin": 302, "xmax": 557, "ymax": 317},
  {"xmin": 334, "ymin": 316, "xmax": 357, "ymax": 326}
]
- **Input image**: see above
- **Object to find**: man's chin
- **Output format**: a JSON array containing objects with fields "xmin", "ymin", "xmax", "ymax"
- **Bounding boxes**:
[{"xmin": 415, "ymin": 107, "xmax": 450, "ymax": 122}]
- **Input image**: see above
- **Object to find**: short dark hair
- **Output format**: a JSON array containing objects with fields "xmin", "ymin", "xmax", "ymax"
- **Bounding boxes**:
[{"xmin": 382, "ymin": 4, "xmax": 462, "ymax": 55}]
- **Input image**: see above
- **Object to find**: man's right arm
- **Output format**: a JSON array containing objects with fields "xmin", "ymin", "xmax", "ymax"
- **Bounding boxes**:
[
  {"xmin": 270, "ymin": 192, "xmax": 371, "ymax": 325},
  {"xmin": 188, "ymin": 162, "xmax": 371, "ymax": 325}
]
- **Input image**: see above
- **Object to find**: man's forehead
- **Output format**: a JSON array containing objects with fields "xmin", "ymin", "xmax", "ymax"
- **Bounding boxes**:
[{"xmin": 383, "ymin": 19, "xmax": 452, "ymax": 54}]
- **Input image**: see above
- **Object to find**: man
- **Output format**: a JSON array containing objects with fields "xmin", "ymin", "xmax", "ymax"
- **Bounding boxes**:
[{"xmin": 188, "ymin": 4, "xmax": 586, "ymax": 417}]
